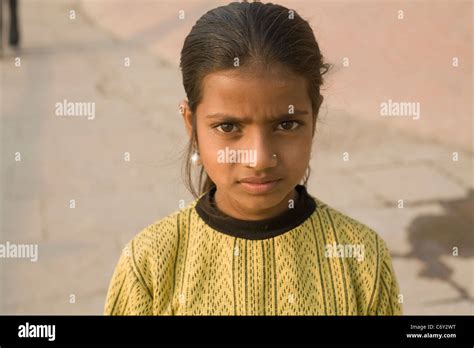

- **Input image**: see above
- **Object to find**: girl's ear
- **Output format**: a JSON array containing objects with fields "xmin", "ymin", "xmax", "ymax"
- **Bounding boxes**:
[{"xmin": 179, "ymin": 100, "xmax": 193, "ymax": 139}]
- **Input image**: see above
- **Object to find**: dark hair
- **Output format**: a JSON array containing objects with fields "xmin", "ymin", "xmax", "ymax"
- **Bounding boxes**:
[{"xmin": 180, "ymin": 1, "xmax": 331, "ymax": 199}]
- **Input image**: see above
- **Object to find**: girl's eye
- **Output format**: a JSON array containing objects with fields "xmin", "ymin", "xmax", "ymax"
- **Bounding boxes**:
[
  {"xmin": 277, "ymin": 120, "xmax": 300, "ymax": 131},
  {"xmin": 214, "ymin": 121, "xmax": 301, "ymax": 133},
  {"xmin": 215, "ymin": 123, "xmax": 237, "ymax": 133}
]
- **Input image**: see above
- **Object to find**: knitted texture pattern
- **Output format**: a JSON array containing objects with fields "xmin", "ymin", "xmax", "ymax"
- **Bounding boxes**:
[{"xmin": 104, "ymin": 196, "xmax": 402, "ymax": 315}]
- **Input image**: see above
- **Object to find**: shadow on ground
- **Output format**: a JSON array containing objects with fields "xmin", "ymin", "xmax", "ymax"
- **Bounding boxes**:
[{"xmin": 393, "ymin": 189, "xmax": 474, "ymax": 304}]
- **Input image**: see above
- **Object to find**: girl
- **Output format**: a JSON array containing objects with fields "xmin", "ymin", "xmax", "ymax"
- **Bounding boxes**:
[{"xmin": 104, "ymin": 1, "xmax": 402, "ymax": 315}]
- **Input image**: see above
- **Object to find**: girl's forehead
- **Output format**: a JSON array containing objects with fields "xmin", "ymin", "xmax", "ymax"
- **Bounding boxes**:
[
  {"xmin": 198, "ymin": 69, "xmax": 311, "ymax": 116},
  {"xmin": 205, "ymin": 64, "xmax": 304, "ymax": 86}
]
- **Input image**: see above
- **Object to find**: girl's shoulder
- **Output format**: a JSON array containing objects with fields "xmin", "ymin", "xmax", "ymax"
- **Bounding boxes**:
[
  {"xmin": 310, "ymin": 195, "xmax": 402, "ymax": 315},
  {"xmin": 123, "ymin": 199, "xmax": 198, "ymax": 258},
  {"xmin": 113, "ymin": 201, "xmax": 198, "ymax": 292},
  {"xmin": 310, "ymin": 195, "xmax": 392, "ymax": 260}
]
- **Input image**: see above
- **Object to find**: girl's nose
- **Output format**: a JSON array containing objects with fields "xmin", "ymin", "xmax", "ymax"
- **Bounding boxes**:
[{"xmin": 245, "ymin": 134, "xmax": 277, "ymax": 171}]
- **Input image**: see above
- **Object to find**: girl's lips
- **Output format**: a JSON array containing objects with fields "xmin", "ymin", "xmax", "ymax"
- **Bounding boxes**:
[{"xmin": 239, "ymin": 179, "xmax": 281, "ymax": 194}]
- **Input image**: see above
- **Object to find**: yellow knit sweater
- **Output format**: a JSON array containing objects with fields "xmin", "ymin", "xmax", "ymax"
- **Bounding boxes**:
[{"xmin": 104, "ymin": 185, "xmax": 402, "ymax": 315}]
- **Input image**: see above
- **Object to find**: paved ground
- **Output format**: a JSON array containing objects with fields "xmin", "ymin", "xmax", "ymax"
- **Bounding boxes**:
[{"xmin": 0, "ymin": 0, "xmax": 472, "ymax": 314}]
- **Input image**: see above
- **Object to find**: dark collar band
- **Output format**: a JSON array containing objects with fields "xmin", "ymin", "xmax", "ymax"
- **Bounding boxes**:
[{"xmin": 195, "ymin": 184, "xmax": 316, "ymax": 240}]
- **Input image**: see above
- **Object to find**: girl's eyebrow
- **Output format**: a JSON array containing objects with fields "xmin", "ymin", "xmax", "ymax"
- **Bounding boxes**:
[{"xmin": 206, "ymin": 109, "xmax": 309, "ymax": 123}]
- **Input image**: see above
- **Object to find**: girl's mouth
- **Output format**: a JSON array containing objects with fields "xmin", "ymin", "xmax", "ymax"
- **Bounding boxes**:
[{"xmin": 239, "ymin": 179, "xmax": 281, "ymax": 194}]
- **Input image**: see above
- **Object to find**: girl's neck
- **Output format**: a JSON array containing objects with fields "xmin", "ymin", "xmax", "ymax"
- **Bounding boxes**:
[{"xmin": 213, "ymin": 186, "xmax": 299, "ymax": 221}]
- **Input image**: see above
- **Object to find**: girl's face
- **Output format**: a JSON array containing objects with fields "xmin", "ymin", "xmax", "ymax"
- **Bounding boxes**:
[{"xmin": 182, "ymin": 65, "xmax": 318, "ymax": 220}]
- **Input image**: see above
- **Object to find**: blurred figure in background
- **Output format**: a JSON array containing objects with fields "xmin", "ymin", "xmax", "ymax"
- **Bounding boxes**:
[
  {"xmin": 0, "ymin": 0, "xmax": 20, "ymax": 52},
  {"xmin": 8, "ymin": 0, "xmax": 20, "ymax": 46}
]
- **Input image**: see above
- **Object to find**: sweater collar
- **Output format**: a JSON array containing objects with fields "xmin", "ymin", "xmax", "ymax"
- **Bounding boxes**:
[{"xmin": 195, "ymin": 184, "xmax": 316, "ymax": 240}]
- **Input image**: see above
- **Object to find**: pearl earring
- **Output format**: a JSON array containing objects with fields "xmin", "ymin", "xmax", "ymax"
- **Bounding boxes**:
[{"xmin": 191, "ymin": 150, "xmax": 200, "ymax": 165}]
